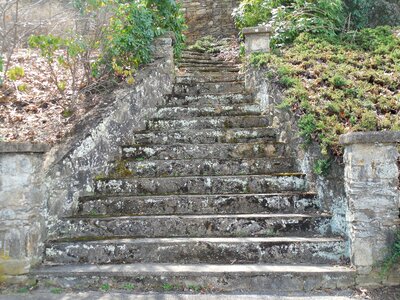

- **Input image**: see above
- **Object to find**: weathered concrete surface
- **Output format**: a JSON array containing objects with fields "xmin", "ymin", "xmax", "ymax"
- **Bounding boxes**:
[
  {"xmin": 147, "ymin": 115, "xmax": 269, "ymax": 131},
  {"xmin": 178, "ymin": 0, "xmax": 239, "ymax": 43},
  {"xmin": 0, "ymin": 143, "xmax": 49, "ymax": 278},
  {"xmin": 340, "ymin": 131, "xmax": 400, "ymax": 286},
  {"xmin": 132, "ymin": 127, "xmax": 277, "ymax": 145},
  {"xmin": 31, "ymin": 264, "xmax": 356, "ymax": 292},
  {"xmin": 49, "ymin": 214, "xmax": 332, "ymax": 240},
  {"xmin": 77, "ymin": 193, "xmax": 319, "ymax": 216},
  {"xmin": 122, "ymin": 142, "xmax": 287, "ymax": 160},
  {"xmin": 154, "ymin": 104, "xmax": 262, "ymax": 119},
  {"xmin": 120, "ymin": 157, "xmax": 295, "ymax": 177},
  {"xmin": 44, "ymin": 237, "xmax": 345, "ymax": 265},
  {"xmin": 94, "ymin": 174, "xmax": 308, "ymax": 195},
  {"xmin": 163, "ymin": 93, "xmax": 253, "ymax": 107}
]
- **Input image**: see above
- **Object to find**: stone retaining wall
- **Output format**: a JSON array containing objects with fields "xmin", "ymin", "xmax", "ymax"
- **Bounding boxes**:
[{"xmin": 178, "ymin": 0, "xmax": 239, "ymax": 43}]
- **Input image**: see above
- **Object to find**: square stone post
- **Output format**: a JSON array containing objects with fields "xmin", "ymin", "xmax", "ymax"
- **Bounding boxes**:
[
  {"xmin": 340, "ymin": 132, "xmax": 400, "ymax": 285},
  {"xmin": 243, "ymin": 26, "xmax": 272, "ymax": 94},
  {"xmin": 243, "ymin": 26, "xmax": 272, "ymax": 55},
  {"xmin": 0, "ymin": 142, "xmax": 49, "ymax": 283}
]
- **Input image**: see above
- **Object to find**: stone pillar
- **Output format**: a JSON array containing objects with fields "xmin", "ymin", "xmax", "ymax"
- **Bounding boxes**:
[
  {"xmin": 340, "ymin": 132, "xmax": 400, "ymax": 285},
  {"xmin": 243, "ymin": 26, "xmax": 272, "ymax": 93},
  {"xmin": 243, "ymin": 26, "xmax": 272, "ymax": 56},
  {"xmin": 0, "ymin": 142, "xmax": 49, "ymax": 283}
]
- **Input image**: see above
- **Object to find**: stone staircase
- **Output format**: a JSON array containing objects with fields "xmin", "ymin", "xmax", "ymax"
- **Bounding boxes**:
[{"xmin": 33, "ymin": 50, "xmax": 355, "ymax": 293}]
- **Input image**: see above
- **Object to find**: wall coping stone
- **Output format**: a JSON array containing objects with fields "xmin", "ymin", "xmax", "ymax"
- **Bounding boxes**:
[
  {"xmin": 243, "ymin": 26, "xmax": 272, "ymax": 35},
  {"xmin": 0, "ymin": 142, "xmax": 50, "ymax": 153},
  {"xmin": 339, "ymin": 131, "xmax": 400, "ymax": 145}
]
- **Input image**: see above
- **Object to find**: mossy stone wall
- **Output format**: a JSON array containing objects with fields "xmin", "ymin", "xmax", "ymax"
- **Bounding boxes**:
[{"xmin": 178, "ymin": 0, "xmax": 239, "ymax": 43}]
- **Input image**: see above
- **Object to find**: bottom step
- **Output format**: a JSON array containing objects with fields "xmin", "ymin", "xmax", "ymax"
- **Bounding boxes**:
[{"xmin": 32, "ymin": 264, "xmax": 356, "ymax": 293}]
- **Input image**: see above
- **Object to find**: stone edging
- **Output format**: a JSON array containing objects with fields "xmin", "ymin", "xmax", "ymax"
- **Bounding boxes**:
[
  {"xmin": 0, "ymin": 142, "xmax": 50, "ymax": 153},
  {"xmin": 339, "ymin": 131, "xmax": 400, "ymax": 145}
]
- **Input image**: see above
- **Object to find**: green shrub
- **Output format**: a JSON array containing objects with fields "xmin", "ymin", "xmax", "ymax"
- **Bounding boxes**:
[
  {"xmin": 234, "ymin": 0, "xmax": 344, "ymax": 48},
  {"xmin": 30, "ymin": 0, "xmax": 186, "ymax": 89},
  {"xmin": 344, "ymin": 0, "xmax": 400, "ymax": 29}
]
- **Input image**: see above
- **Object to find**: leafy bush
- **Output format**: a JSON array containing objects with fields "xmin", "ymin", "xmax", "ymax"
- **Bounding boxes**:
[
  {"xmin": 233, "ymin": 0, "xmax": 344, "ymax": 47},
  {"xmin": 251, "ymin": 27, "xmax": 400, "ymax": 156},
  {"xmin": 29, "ymin": 34, "xmax": 86, "ymax": 101},
  {"xmin": 344, "ymin": 0, "xmax": 400, "ymax": 29},
  {"xmin": 28, "ymin": 0, "xmax": 186, "ymax": 100}
]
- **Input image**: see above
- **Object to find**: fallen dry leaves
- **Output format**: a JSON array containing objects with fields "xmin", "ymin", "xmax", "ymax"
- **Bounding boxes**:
[{"xmin": 0, "ymin": 48, "xmax": 101, "ymax": 144}]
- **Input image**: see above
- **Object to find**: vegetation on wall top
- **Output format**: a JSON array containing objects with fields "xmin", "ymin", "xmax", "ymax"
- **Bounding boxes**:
[{"xmin": 235, "ymin": 0, "xmax": 400, "ymax": 158}]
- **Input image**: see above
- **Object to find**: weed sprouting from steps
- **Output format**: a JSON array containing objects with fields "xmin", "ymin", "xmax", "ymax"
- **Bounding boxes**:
[
  {"xmin": 109, "ymin": 160, "xmax": 133, "ymax": 178},
  {"xmin": 50, "ymin": 287, "xmax": 63, "ymax": 294},
  {"xmin": 122, "ymin": 282, "xmax": 136, "ymax": 291},
  {"xmin": 162, "ymin": 283, "xmax": 176, "ymax": 291},
  {"xmin": 187, "ymin": 284, "xmax": 203, "ymax": 293},
  {"xmin": 100, "ymin": 283, "xmax": 111, "ymax": 292}
]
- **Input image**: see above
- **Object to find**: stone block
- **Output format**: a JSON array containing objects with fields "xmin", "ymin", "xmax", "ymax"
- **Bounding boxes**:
[{"xmin": 243, "ymin": 26, "xmax": 272, "ymax": 55}]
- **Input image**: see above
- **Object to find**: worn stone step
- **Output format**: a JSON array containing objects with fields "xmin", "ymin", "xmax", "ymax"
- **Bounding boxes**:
[
  {"xmin": 77, "ymin": 192, "xmax": 319, "ymax": 217},
  {"xmin": 178, "ymin": 58, "xmax": 237, "ymax": 66},
  {"xmin": 122, "ymin": 142, "xmax": 287, "ymax": 160},
  {"xmin": 155, "ymin": 105, "xmax": 261, "ymax": 119},
  {"xmin": 147, "ymin": 116, "xmax": 269, "ymax": 131},
  {"xmin": 32, "ymin": 264, "xmax": 356, "ymax": 292},
  {"xmin": 178, "ymin": 65, "xmax": 240, "ymax": 73},
  {"xmin": 179, "ymin": 62, "xmax": 240, "ymax": 68},
  {"xmin": 173, "ymin": 81, "xmax": 245, "ymax": 95},
  {"xmin": 163, "ymin": 93, "xmax": 254, "ymax": 107},
  {"xmin": 132, "ymin": 128, "xmax": 277, "ymax": 145},
  {"xmin": 50, "ymin": 213, "xmax": 332, "ymax": 240},
  {"xmin": 94, "ymin": 174, "xmax": 307, "ymax": 196},
  {"xmin": 44, "ymin": 237, "xmax": 346, "ymax": 265},
  {"xmin": 114, "ymin": 158, "xmax": 296, "ymax": 178},
  {"xmin": 176, "ymin": 72, "xmax": 244, "ymax": 83}
]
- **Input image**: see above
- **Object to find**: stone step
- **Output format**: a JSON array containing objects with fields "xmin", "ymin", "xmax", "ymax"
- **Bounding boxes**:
[
  {"xmin": 132, "ymin": 128, "xmax": 277, "ymax": 145},
  {"xmin": 163, "ymin": 93, "xmax": 254, "ymax": 107},
  {"xmin": 122, "ymin": 142, "xmax": 287, "ymax": 160},
  {"xmin": 77, "ymin": 192, "xmax": 319, "ymax": 217},
  {"xmin": 94, "ymin": 174, "xmax": 307, "ymax": 196},
  {"xmin": 179, "ymin": 62, "xmax": 240, "ymax": 68},
  {"xmin": 176, "ymin": 72, "xmax": 244, "ymax": 83},
  {"xmin": 173, "ymin": 81, "xmax": 245, "ymax": 95},
  {"xmin": 155, "ymin": 104, "xmax": 261, "ymax": 119},
  {"xmin": 178, "ymin": 58, "xmax": 237, "ymax": 66},
  {"xmin": 44, "ymin": 237, "xmax": 346, "ymax": 265},
  {"xmin": 147, "ymin": 116, "xmax": 269, "ymax": 131},
  {"xmin": 178, "ymin": 65, "xmax": 240, "ymax": 73},
  {"xmin": 32, "ymin": 264, "xmax": 356, "ymax": 292},
  {"xmin": 113, "ymin": 158, "xmax": 296, "ymax": 178},
  {"xmin": 181, "ymin": 50, "xmax": 216, "ymax": 58},
  {"xmin": 50, "ymin": 213, "xmax": 332, "ymax": 240}
]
